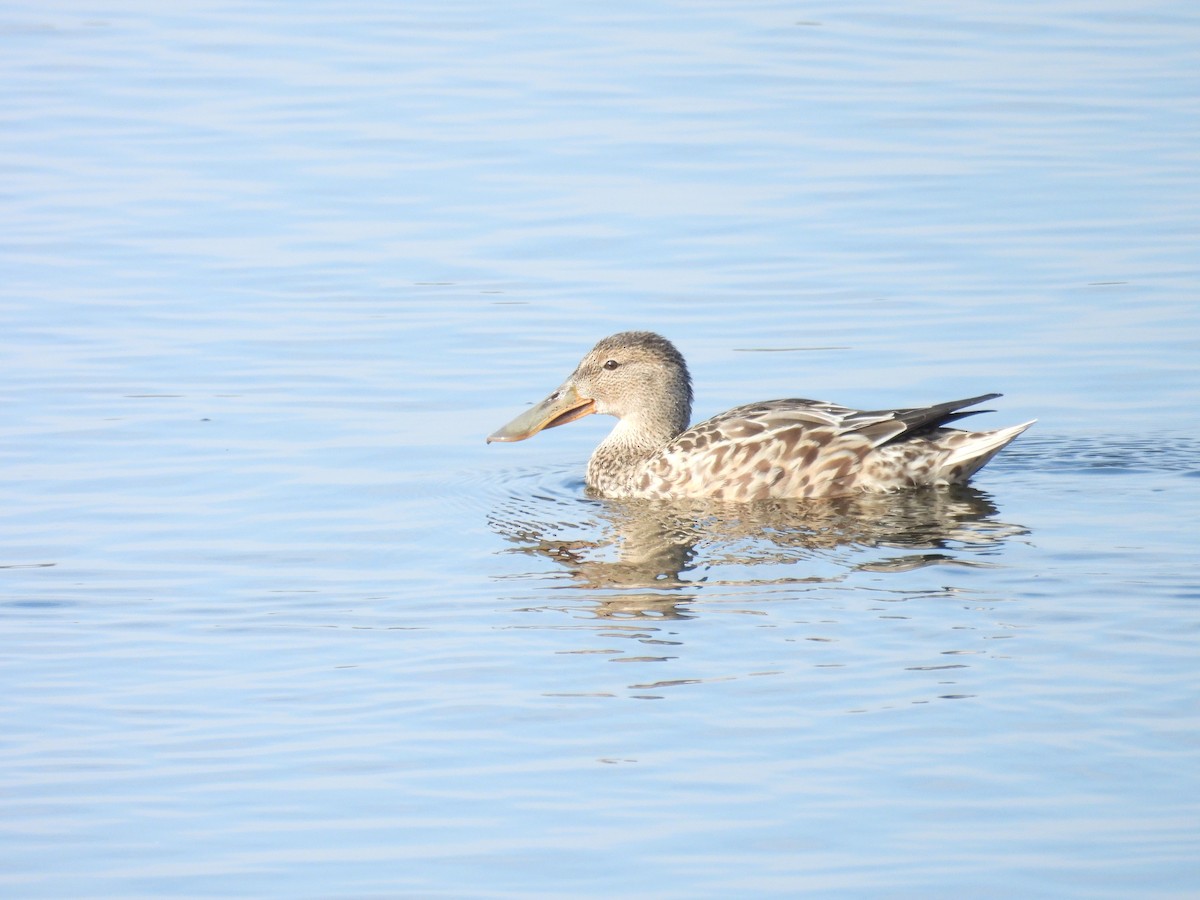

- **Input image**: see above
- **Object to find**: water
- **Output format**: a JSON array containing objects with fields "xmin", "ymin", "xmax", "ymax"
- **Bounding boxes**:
[{"xmin": 3, "ymin": 1, "xmax": 1199, "ymax": 897}]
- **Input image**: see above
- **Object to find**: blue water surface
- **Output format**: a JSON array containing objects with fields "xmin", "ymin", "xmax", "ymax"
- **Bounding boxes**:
[{"xmin": 2, "ymin": 1, "xmax": 1199, "ymax": 897}]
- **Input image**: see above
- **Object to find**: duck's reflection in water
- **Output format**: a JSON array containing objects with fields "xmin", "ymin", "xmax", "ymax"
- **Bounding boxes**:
[{"xmin": 490, "ymin": 485, "xmax": 1029, "ymax": 614}]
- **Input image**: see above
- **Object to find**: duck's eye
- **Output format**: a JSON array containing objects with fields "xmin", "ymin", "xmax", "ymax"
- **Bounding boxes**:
[{"xmin": 603, "ymin": 359, "xmax": 620, "ymax": 371}]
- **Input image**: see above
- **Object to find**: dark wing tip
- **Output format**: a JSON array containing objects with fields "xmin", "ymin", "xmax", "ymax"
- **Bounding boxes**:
[{"xmin": 891, "ymin": 393, "xmax": 1005, "ymax": 437}]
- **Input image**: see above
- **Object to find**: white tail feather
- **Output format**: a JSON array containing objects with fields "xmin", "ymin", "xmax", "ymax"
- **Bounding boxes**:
[{"xmin": 940, "ymin": 419, "xmax": 1036, "ymax": 481}]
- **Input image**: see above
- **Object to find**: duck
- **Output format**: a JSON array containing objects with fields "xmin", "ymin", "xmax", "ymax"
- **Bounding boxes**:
[{"xmin": 487, "ymin": 331, "xmax": 1034, "ymax": 501}]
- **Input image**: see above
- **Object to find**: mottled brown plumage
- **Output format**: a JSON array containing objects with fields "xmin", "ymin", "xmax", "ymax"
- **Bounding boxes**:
[{"xmin": 488, "ymin": 331, "xmax": 1034, "ymax": 501}]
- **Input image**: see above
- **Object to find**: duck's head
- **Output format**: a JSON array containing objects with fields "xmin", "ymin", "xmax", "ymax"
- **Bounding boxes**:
[{"xmin": 487, "ymin": 331, "xmax": 694, "ymax": 444}]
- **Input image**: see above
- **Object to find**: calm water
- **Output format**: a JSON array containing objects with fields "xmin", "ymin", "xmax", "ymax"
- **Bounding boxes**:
[{"xmin": 3, "ymin": 1, "xmax": 1199, "ymax": 897}]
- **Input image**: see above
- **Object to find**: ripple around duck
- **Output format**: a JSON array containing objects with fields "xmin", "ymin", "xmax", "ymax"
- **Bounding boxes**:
[
  {"xmin": 478, "ymin": 430, "xmax": 1198, "ymax": 603},
  {"xmin": 995, "ymin": 433, "xmax": 1200, "ymax": 477},
  {"xmin": 486, "ymin": 457, "xmax": 1032, "ymax": 597}
]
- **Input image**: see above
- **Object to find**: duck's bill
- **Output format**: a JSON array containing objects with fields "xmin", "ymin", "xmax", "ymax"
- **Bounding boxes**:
[{"xmin": 487, "ymin": 384, "xmax": 595, "ymax": 443}]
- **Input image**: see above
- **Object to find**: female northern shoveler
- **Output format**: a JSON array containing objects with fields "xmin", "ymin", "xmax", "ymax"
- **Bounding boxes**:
[{"xmin": 487, "ymin": 331, "xmax": 1034, "ymax": 501}]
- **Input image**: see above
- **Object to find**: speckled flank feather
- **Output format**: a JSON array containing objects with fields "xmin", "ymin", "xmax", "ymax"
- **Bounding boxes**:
[
  {"xmin": 598, "ymin": 399, "xmax": 1033, "ymax": 501},
  {"xmin": 490, "ymin": 332, "xmax": 1034, "ymax": 501}
]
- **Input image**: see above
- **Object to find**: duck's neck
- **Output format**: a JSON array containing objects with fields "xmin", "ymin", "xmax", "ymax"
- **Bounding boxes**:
[{"xmin": 587, "ymin": 408, "xmax": 689, "ymax": 495}]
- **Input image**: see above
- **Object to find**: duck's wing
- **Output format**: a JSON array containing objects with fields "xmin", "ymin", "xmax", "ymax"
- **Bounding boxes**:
[
  {"xmin": 692, "ymin": 393, "xmax": 1001, "ymax": 446},
  {"xmin": 643, "ymin": 394, "xmax": 1003, "ymax": 500}
]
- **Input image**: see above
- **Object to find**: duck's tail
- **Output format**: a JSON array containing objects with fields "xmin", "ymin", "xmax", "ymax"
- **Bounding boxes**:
[{"xmin": 938, "ymin": 419, "xmax": 1036, "ymax": 483}]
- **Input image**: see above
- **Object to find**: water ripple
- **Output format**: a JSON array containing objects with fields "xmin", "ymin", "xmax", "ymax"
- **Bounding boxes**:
[
  {"xmin": 999, "ymin": 432, "xmax": 1200, "ymax": 476},
  {"xmin": 487, "ymin": 461, "xmax": 1031, "ymax": 597}
]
